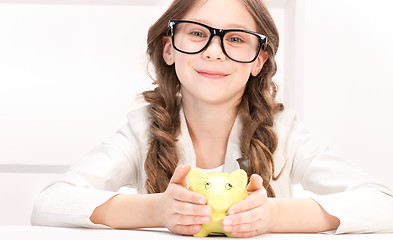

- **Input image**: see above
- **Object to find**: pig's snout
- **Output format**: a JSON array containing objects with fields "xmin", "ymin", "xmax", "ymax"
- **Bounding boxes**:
[{"xmin": 207, "ymin": 195, "xmax": 231, "ymax": 212}]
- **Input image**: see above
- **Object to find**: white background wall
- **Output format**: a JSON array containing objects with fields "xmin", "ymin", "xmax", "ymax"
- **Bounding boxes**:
[
  {"xmin": 0, "ymin": 0, "xmax": 392, "ymax": 225},
  {"xmin": 0, "ymin": 0, "xmax": 171, "ymax": 225},
  {"xmin": 303, "ymin": 0, "xmax": 393, "ymax": 192}
]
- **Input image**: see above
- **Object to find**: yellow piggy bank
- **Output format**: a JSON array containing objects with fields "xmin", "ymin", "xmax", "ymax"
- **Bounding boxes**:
[{"xmin": 188, "ymin": 169, "xmax": 248, "ymax": 237}]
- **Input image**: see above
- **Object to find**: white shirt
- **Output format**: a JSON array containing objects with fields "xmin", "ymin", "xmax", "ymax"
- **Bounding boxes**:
[
  {"xmin": 197, "ymin": 165, "xmax": 224, "ymax": 173},
  {"xmin": 31, "ymin": 106, "xmax": 393, "ymax": 233}
]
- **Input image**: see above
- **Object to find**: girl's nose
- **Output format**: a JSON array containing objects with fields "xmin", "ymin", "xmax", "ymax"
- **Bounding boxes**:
[{"xmin": 201, "ymin": 36, "xmax": 226, "ymax": 61}]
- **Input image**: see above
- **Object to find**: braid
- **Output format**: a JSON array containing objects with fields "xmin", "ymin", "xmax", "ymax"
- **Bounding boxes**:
[
  {"xmin": 238, "ymin": 86, "xmax": 282, "ymax": 197},
  {"xmin": 143, "ymin": 87, "xmax": 181, "ymax": 193},
  {"xmin": 237, "ymin": 38, "xmax": 284, "ymax": 197}
]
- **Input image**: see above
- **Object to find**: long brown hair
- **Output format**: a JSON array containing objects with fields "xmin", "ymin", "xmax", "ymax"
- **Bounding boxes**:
[{"xmin": 142, "ymin": 0, "xmax": 283, "ymax": 197}]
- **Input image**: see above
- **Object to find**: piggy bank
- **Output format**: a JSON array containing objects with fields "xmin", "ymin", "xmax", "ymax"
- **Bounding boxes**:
[{"xmin": 188, "ymin": 169, "xmax": 248, "ymax": 237}]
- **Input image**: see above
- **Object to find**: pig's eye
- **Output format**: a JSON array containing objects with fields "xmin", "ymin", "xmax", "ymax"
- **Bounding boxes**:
[
  {"xmin": 225, "ymin": 183, "xmax": 233, "ymax": 190},
  {"xmin": 205, "ymin": 182, "xmax": 211, "ymax": 189}
]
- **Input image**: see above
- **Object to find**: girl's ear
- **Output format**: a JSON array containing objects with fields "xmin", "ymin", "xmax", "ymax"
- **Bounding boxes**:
[
  {"xmin": 162, "ymin": 36, "xmax": 175, "ymax": 65},
  {"xmin": 251, "ymin": 50, "xmax": 268, "ymax": 77}
]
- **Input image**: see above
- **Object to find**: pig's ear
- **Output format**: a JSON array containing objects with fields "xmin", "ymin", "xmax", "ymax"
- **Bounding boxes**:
[
  {"xmin": 188, "ymin": 169, "xmax": 209, "ymax": 190},
  {"xmin": 229, "ymin": 169, "xmax": 248, "ymax": 189}
]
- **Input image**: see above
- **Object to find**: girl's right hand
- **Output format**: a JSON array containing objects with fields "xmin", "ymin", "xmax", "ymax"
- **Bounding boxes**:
[{"xmin": 157, "ymin": 165, "xmax": 212, "ymax": 235}]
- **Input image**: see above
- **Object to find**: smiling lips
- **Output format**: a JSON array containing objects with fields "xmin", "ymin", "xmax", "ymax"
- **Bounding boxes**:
[{"xmin": 196, "ymin": 70, "xmax": 230, "ymax": 79}]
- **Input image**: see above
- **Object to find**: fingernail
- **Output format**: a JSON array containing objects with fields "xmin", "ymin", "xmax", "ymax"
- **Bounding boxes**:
[
  {"xmin": 202, "ymin": 216, "xmax": 210, "ymax": 223},
  {"xmin": 199, "ymin": 198, "xmax": 206, "ymax": 204},
  {"xmin": 228, "ymin": 210, "xmax": 235, "ymax": 215},
  {"xmin": 223, "ymin": 218, "xmax": 232, "ymax": 225},
  {"xmin": 203, "ymin": 206, "xmax": 211, "ymax": 215}
]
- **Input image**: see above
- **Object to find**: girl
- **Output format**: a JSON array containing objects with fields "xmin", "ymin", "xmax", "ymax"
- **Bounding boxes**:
[{"xmin": 32, "ymin": 0, "xmax": 393, "ymax": 237}]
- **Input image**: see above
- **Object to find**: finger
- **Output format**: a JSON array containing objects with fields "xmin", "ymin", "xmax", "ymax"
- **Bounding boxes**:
[
  {"xmin": 173, "ymin": 213, "xmax": 211, "ymax": 225},
  {"xmin": 247, "ymin": 174, "xmax": 263, "ymax": 192},
  {"xmin": 223, "ymin": 220, "xmax": 261, "ymax": 234},
  {"xmin": 223, "ymin": 208, "xmax": 262, "ymax": 227},
  {"xmin": 169, "ymin": 165, "xmax": 192, "ymax": 188},
  {"xmin": 227, "ymin": 188, "xmax": 266, "ymax": 215},
  {"xmin": 171, "ymin": 224, "xmax": 201, "ymax": 236},
  {"xmin": 172, "ymin": 201, "xmax": 212, "ymax": 216},
  {"xmin": 171, "ymin": 184, "xmax": 207, "ymax": 205}
]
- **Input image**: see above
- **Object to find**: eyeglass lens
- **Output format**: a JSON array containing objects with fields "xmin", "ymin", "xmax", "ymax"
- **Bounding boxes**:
[{"xmin": 173, "ymin": 22, "xmax": 261, "ymax": 63}]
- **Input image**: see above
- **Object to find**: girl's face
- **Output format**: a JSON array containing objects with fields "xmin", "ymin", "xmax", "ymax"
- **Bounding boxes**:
[{"xmin": 163, "ymin": 0, "xmax": 267, "ymax": 107}]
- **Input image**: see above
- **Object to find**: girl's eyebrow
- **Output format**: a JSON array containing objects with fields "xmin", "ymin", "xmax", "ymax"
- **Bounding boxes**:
[{"xmin": 186, "ymin": 18, "xmax": 253, "ymax": 31}]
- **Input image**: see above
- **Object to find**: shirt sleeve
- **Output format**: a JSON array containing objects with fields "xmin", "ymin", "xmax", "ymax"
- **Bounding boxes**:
[
  {"xmin": 31, "ymin": 121, "xmax": 142, "ymax": 228},
  {"xmin": 288, "ymin": 120, "xmax": 393, "ymax": 234}
]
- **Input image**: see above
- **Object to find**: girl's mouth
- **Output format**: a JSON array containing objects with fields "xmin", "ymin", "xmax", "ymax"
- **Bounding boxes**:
[{"xmin": 196, "ymin": 70, "xmax": 230, "ymax": 79}]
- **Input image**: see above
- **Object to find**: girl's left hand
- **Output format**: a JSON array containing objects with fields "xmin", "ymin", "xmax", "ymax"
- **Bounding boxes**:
[{"xmin": 222, "ymin": 174, "xmax": 278, "ymax": 238}]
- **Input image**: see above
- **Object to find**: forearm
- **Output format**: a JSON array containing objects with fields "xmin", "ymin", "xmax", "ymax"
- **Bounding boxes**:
[
  {"xmin": 269, "ymin": 198, "xmax": 340, "ymax": 233},
  {"xmin": 90, "ymin": 193, "xmax": 163, "ymax": 229}
]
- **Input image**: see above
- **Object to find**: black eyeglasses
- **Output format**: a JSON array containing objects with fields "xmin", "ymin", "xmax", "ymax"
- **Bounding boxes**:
[{"xmin": 168, "ymin": 19, "xmax": 267, "ymax": 63}]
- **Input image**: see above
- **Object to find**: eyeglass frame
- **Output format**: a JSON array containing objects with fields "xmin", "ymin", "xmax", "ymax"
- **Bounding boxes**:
[{"xmin": 167, "ymin": 19, "xmax": 268, "ymax": 63}]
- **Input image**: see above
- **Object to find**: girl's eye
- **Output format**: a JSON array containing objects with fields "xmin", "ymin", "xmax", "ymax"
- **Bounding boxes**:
[
  {"xmin": 191, "ymin": 31, "xmax": 205, "ymax": 38},
  {"xmin": 205, "ymin": 182, "xmax": 211, "ymax": 189},
  {"xmin": 225, "ymin": 183, "xmax": 233, "ymax": 190},
  {"xmin": 228, "ymin": 37, "xmax": 243, "ymax": 43}
]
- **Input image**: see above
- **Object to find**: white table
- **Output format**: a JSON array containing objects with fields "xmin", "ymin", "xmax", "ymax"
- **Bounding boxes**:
[{"xmin": 1, "ymin": 226, "xmax": 393, "ymax": 240}]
